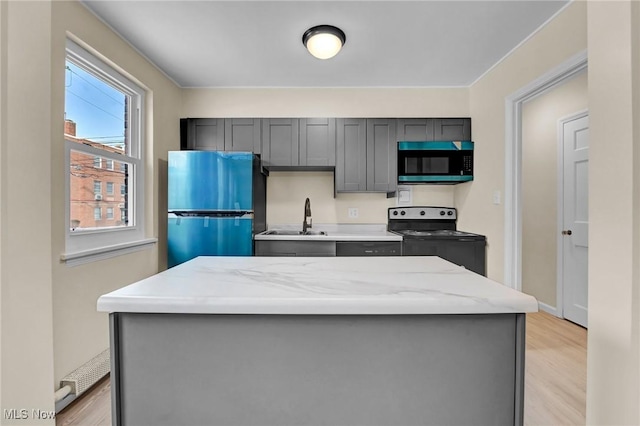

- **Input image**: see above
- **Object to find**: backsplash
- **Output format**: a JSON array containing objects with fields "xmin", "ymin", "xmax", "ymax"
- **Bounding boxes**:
[{"xmin": 266, "ymin": 171, "xmax": 454, "ymax": 226}]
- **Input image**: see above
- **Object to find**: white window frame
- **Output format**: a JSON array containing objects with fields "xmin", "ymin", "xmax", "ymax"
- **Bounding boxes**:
[
  {"xmin": 106, "ymin": 181, "xmax": 114, "ymax": 195},
  {"xmin": 63, "ymin": 39, "xmax": 155, "ymax": 265}
]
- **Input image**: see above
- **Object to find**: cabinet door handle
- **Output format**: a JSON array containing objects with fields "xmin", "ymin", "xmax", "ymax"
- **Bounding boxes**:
[{"xmin": 562, "ymin": 230, "xmax": 573, "ymax": 236}]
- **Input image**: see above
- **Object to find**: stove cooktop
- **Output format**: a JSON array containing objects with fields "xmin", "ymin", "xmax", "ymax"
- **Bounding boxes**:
[{"xmin": 394, "ymin": 229, "xmax": 485, "ymax": 240}]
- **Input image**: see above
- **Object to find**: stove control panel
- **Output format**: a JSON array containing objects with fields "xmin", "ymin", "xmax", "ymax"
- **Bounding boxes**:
[{"xmin": 389, "ymin": 207, "xmax": 457, "ymax": 220}]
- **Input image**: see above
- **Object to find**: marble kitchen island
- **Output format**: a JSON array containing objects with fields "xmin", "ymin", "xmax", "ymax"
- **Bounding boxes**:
[{"xmin": 98, "ymin": 256, "xmax": 537, "ymax": 426}]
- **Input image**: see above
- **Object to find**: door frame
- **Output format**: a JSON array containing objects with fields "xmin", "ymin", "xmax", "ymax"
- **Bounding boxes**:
[
  {"xmin": 556, "ymin": 109, "xmax": 589, "ymax": 318},
  {"xmin": 503, "ymin": 50, "xmax": 587, "ymax": 293}
]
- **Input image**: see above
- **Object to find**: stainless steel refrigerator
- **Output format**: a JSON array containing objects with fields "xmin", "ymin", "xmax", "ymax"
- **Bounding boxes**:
[{"xmin": 167, "ymin": 151, "xmax": 267, "ymax": 268}]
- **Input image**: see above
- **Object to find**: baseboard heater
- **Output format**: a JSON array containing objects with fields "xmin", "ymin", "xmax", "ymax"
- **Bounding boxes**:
[{"xmin": 55, "ymin": 349, "xmax": 110, "ymax": 413}]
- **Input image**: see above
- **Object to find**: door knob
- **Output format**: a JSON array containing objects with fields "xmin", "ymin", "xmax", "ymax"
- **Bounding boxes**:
[{"xmin": 562, "ymin": 230, "xmax": 573, "ymax": 235}]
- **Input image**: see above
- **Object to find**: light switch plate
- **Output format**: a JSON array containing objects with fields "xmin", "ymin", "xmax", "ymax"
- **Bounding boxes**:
[
  {"xmin": 493, "ymin": 190, "xmax": 501, "ymax": 205},
  {"xmin": 397, "ymin": 185, "xmax": 412, "ymax": 206}
]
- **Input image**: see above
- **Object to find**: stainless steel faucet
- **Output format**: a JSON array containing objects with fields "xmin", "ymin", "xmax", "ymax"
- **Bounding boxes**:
[{"xmin": 303, "ymin": 197, "xmax": 312, "ymax": 233}]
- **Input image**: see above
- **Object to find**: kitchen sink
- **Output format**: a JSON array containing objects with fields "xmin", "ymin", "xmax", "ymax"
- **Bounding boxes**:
[{"xmin": 262, "ymin": 230, "xmax": 328, "ymax": 236}]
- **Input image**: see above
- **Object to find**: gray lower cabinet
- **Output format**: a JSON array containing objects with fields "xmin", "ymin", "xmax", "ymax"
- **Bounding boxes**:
[
  {"xmin": 336, "ymin": 118, "xmax": 396, "ymax": 193},
  {"xmin": 186, "ymin": 118, "xmax": 224, "ymax": 150},
  {"xmin": 110, "ymin": 312, "xmax": 525, "ymax": 426},
  {"xmin": 225, "ymin": 118, "xmax": 261, "ymax": 153},
  {"xmin": 255, "ymin": 240, "xmax": 336, "ymax": 256}
]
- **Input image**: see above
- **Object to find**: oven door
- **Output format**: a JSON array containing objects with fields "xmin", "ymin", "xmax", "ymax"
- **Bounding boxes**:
[{"xmin": 403, "ymin": 238, "xmax": 486, "ymax": 276}]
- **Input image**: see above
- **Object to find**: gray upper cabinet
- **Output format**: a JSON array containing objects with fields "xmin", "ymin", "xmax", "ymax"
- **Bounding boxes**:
[
  {"xmin": 336, "ymin": 119, "xmax": 396, "ymax": 193},
  {"xmin": 224, "ymin": 119, "xmax": 261, "ymax": 153},
  {"xmin": 186, "ymin": 118, "xmax": 224, "ymax": 150},
  {"xmin": 396, "ymin": 118, "xmax": 435, "ymax": 141},
  {"xmin": 299, "ymin": 118, "xmax": 336, "ymax": 167},
  {"xmin": 433, "ymin": 118, "xmax": 471, "ymax": 141},
  {"xmin": 336, "ymin": 119, "xmax": 367, "ymax": 192},
  {"xmin": 367, "ymin": 119, "xmax": 397, "ymax": 193},
  {"xmin": 261, "ymin": 119, "xmax": 299, "ymax": 167}
]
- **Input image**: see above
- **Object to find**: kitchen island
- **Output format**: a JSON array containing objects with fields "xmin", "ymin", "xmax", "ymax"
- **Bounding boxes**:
[{"xmin": 98, "ymin": 256, "xmax": 537, "ymax": 426}]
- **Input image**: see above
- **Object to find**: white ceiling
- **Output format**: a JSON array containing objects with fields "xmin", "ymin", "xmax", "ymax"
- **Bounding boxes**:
[{"xmin": 82, "ymin": 0, "xmax": 570, "ymax": 88}]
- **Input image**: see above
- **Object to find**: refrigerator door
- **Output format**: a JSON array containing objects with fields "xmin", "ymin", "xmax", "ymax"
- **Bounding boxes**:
[
  {"xmin": 168, "ymin": 151, "xmax": 253, "ymax": 211},
  {"xmin": 168, "ymin": 213, "xmax": 253, "ymax": 268}
]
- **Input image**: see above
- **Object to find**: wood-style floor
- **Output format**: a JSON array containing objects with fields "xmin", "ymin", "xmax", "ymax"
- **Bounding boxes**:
[{"xmin": 55, "ymin": 311, "xmax": 587, "ymax": 426}]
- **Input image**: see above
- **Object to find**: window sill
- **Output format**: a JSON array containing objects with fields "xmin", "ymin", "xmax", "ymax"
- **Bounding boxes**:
[{"xmin": 61, "ymin": 237, "xmax": 157, "ymax": 267}]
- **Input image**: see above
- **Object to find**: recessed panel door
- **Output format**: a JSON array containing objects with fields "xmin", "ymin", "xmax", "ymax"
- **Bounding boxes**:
[{"xmin": 562, "ymin": 114, "xmax": 589, "ymax": 328}]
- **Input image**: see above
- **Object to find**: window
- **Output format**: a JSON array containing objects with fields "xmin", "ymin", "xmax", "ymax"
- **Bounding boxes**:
[{"xmin": 64, "ymin": 39, "xmax": 153, "ymax": 264}]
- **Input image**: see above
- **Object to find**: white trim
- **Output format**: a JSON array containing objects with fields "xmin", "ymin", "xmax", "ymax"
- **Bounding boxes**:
[
  {"xmin": 556, "ymin": 109, "xmax": 589, "ymax": 320},
  {"xmin": 504, "ymin": 50, "xmax": 587, "ymax": 290},
  {"xmin": 65, "ymin": 38, "xmax": 147, "ymax": 258},
  {"xmin": 538, "ymin": 301, "xmax": 559, "ymax": 317},
  {"xmin": 61, "ymin": 237, "xmax": 157, "ymax": 267}
]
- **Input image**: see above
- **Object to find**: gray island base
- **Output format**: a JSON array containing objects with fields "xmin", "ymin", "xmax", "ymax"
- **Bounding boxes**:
[{"xmin": 100, "ymin": 256, "xmax": 538, "ymax": 426}]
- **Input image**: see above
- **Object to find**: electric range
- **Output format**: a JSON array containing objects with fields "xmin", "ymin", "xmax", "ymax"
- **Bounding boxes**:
[{"xmin": 388, "ymin": 206, "xmax": 487, "ymax": 276}]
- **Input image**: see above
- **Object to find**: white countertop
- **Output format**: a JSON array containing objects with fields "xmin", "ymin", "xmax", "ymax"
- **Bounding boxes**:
[
  {"xmin": 97, "ymin": 256, "xmax": 538, "ymax": 315},
  {"xmin": 254, "ymin": 223, "xmax": 402, "ymax": 241}
]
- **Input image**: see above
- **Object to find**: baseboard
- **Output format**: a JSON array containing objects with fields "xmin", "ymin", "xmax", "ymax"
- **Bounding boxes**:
[{"xmin": 538, "ymin": 301, "xmax": 559, "ymax": 317}]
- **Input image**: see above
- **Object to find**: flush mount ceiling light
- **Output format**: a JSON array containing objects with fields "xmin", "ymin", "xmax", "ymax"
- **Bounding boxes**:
[{"xmin": 302, "ymin": 25, "xmax": 346, "ymax": 60}]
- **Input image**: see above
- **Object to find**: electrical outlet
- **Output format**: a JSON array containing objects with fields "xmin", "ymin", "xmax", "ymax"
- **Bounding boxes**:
[{"xmin": 348, "ymin": 208, "xmax": 359, "ymax": 218}]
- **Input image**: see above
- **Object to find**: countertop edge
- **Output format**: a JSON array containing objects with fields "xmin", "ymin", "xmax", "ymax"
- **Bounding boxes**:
[
  {"xmin": 253, "ymin": 234, "xmax": 403, "ymax": 242},
  {"xmin": 97, "ymin": 297, "xmax": 539, "ymax": 315}
]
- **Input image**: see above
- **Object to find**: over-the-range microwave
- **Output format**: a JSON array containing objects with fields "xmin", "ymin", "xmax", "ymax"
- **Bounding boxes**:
[{"xmin": 397, "ymin": 141, "xmax": 474, "ymax": 184}]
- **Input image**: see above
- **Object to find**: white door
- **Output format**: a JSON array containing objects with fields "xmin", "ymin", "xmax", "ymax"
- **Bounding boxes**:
[{"xmin": 561, "ymin": 113, "xmax": 589, "ymax": 327}]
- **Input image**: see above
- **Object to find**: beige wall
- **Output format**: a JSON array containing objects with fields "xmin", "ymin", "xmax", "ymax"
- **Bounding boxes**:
[
  {"xmin": 267, "ymin": 172, "xmax": 454, "ymax": 225},
  {"xmin": 183, "ymin": 88, "xmax": 469, "ymax": 225},
  {"xmin": 49, "ymin": 1, "xmax": 181, "ymax": 390},
  {"xmin": 0, "ymin": 1, "xmax": 55, "ymax": 422},
  {"xmin": 1, "ymin": 1, "xmax": 181, "ymax": 418},
  {"xmin": 521, "ymin": 71, "xmax": 588, "ymax": 307},
  {"xmin": 586, "ymin": 1, "xmax": 640, "ymax": 423},
  {"xmin": 461, "ymin": 1, "xmax": 587, "ymax": 280},
  {"xmin": 182, "ymin": 88, "xmax": 469, "ymax": 118}
]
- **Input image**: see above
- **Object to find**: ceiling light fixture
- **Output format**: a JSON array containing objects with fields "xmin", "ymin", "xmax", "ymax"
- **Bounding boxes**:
[{"xmin": 302, "ymin": 25, "xmax": 346, "ymax": 60}]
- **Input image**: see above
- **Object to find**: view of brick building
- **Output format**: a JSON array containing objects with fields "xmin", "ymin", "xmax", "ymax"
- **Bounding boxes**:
[{"xmin": 65, "ymin": 119, "xmax": 128, "ymax": 231}]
